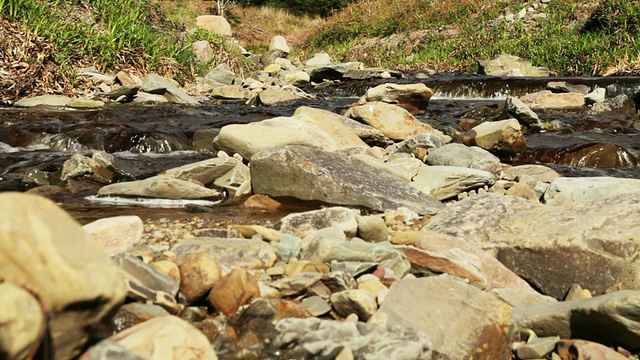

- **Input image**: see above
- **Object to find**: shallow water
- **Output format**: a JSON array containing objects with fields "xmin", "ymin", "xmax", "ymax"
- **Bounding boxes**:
[{"xmin": 1, "ymin": 75, "xmax": 639, "ymax": 221}]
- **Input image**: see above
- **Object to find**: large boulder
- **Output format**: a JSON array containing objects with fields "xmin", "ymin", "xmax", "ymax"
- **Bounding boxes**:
[
  {"xmin": 378, "ymin": 277, "xmax": 513, "ymax": 359},
  {"xmin": 424, "ymin": 193, "xmax": 640, "ymax": 299},
  {"xmin": 344, "ymin": 102, "xmax": 450, "ymax": 142},
  {"xmin": 250, "ymin": 146, "xmax": 444, "ymax": 215},
  {"xmin": 543, "ymin": 177, "xmax": 640, "ymax": 206},
  {"xmin": 478, "ymin": 54, "xmax": 550, "ymax": 77},
  {"xmin": 0, "ymin": 193, "xmax": 126, "ymax": 360},
  {"xmin": 293, "ymin": 107, "xmax": 370, "ymax": 148}
]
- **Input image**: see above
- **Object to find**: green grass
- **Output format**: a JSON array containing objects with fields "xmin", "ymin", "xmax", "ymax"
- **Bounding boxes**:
[{"xmin": 305, "ymin": 0, "xmax": 640, "ymax": 75}]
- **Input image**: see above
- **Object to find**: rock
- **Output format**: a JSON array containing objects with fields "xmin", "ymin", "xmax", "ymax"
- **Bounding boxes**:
[
  {"xmin": 330, "ymin": 290, "xmax": 377, "ymax": 321},
  {"xmin": 233, "ymin": 224, "xmax": 282, "ymax": 242},
  {"xmin": 591, "ymin": 94, "xmax": 637, "ymax": 114},
  {"xmin": 585, "ymin": 88, "xmax": 606, "ymax": 104},
  {"xmin": 462, "ymin": 119, "xmax": 525, "ymax": 153},
  {"xmin": 411, "ymin": 165, "xmax": 495, "ymax": 201},
  {"xmin": 115, "ymin": 252, "xmax": 180, "ymax": 297},
  {"xmin": 478, "ymin": 54, "xmax": 550, "ymax": 77},
  {"xmin": 278, "ymin": 234, "xmax": 303, "ymax": 262},
  {"xmin": 243, "ymin": 194, "xmax": 282, "ymax": 210},
  {"xmin": 115, "ymin": 71, "xmax": 138, "ymax": 86},
  {"xmin": 0, "ymin": 282, "xmax": 45, "ymax": 360},
  {"xmin": 392, "ymin": 132, "xmax": 446, "ymax": 157},
  {"xmin": 107, "ymin": 84, "xmax": 139, "ymax": 101},
  {"xmin": 279, "ymin": 207, "xmax": 357, "ymax": 238},
  {"xmin": 379, "ymin": 277, "xmax": 512, "ymax": 359},
  {"xmin": 141, "ymin": 74, "xmax": 200, "ymax": 105},
  {"xmin": 0, "ymin": 193, "xmax": 126, "ymax": 360},
  {"xmin": 357, "ymin": 215, "xmax": 389, "ymax": 243},
  {"xmin": 232, "ymin": 298, "xmax": 310, "ymax": 326},
  {"xmin": 213, "ymin": 162, "xmax": 251, "ymax": 198},
  {"xmin": 273, "ymin": 317, "xmax": 432, "ymax": 359},
  {"xmin": 345, "ymin": 102, "xmax": 450, "ymax": 142},
  {"xmin": 293, "ymin": 106, "xmax": 370, "ymax": 148},
  {"xmin": 269, "ymin": 35, "xmax": 290, "ymax": 54},
  {"xmin": 177, "ymin": 252, "xmax": 222, "ymax": 304},
  {"xmin": 83, "ymin": 216, "xmax": 144, "ymax": 256},
  {"xmin": 150, "ymin": 260, "xmax": 180, "ymax": 285},
  {"xmin": 301, "ymin": 296, "xmax": 332, "ymax": 316},
  {"xmin": 547, "ymin": 81, "xmax": 589, "ymax": 94},
  {"xmin": 15, "ymin": 94, "xmax": 72, "ymax": 107},
  {"xmin": 270, "ymin": 272, "xmax": 324, "ymax": 297},
  {"xmin": 213, "ymin": 119, "xmax": 337, "ymax": 160},
  {"xmin": 97, "ymin": 176, "xmax": 223, "ymax": 199},
  {"xmin": 501, "ymin": 164, "xmax": 560, "ymax": 182},
  {"xmin": 503, "ymin": 96, "xmax": 543, "ymax": 128},
  {"xmin": 205, "ymin": 67, "xmax": 236, "ymax": 85},
  {"xmin": 427, "ymin": 143, "xmax": 502, "ymax": 174},
  {"xmin": 555, "ymin": 339, "xmax": 630, "ymax": 360},
  {"xmin": 110, "ymin": 315, "xmax": 218, "ymax": 359},
  {"xmin": 491, "ymin": 287, "xmax": 557, "ymax": 307},
  {"xmin": 132, "ymin": 92, "xmax": 168, "ymax": 103},
  {"xmin": 193, "ymin": 40, "xmax": 213, "ymax": 64},
  {"xmin": 285, "ymin": 260, "xmax": 331, "ymax": 276},
  {"xmin": 196, "ymin": 15, "xmax": 231, "ymax": 36},
  {"xmin": 161, "ymin": 157, "xmax": 238, "ymax": 185},
  {"xmin": 251, "ymin": 146, "xmax": 444, "ymax": 215},
  {"xmin": 516, "ymin": 336, "xmax": 559, "ymax": 359},
  {"xmin": 520, "ymin": 90, "xmax": 585, "ymax": 111},
  {"xmin": 67, "ymin": 98, "xmax": 105, "ymax": 109},
  {"xmin": 545, "ymin": 142, "xmax": 639, "ymax": 168},
  {"xmin": 336, "ymin": 116, "xmax": 391, "ymax": 147},
  {"xmin": 172, "ymin": 238, "xmax": 277, "ymax": 274},
  {"xmin": 112, "ymin": 303, "xmax": 171, "ymax": 332},
  {"xmin": 207, "ymin": 268, "xmax": 260, "ymax": 316},
  {"xmin": 424, "ymin": 193, "xmax": 640, "ymax": 298},
  {"xmin": 304, "ymin": 52, "xmax": 332, "ymax": 67},
  {"xmin": 80, "ymin": 339, "xmax": 146, "ymax": 360},
  {"xmin": 308, "ymin": 62, "xmax": 363, "ymax": 82},
  {"xmin": 357, "ymin": 83, "xmax": 434, "ymax": 110},
  {"xmin": 515, "ymin": 291, "xmax": 640, "ymax": 350},
  {"xmin": 210, "ymin": 85, "xmax": 249, "ymax": 100},
  {"xmin": 280, "ymin": 71, "xmax": 311, "ymax": 85},
  {"xmin": 402, "ymin": 246, "xmax": 487, "ymax": 286},
  {"xmin": 543, "ymin": 176, "xmax": 640, "ymax": 206},
  {"xmin": 257, "ymin": 88, "xmax": 298, "ymax": 105}
]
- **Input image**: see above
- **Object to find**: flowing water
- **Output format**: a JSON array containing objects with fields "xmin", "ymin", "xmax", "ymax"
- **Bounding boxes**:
[{"xmin": 1, "ymin": 74, "xmax": 639, "ymax": 222}]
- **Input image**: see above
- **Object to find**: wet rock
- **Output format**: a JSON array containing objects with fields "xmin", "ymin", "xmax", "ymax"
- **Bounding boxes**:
[
  {"xmin": 293, "ymin": 106, "xmax": 370, "ymax": 148},
  {"xmin": 80, "ymin": 339, "xmax": 146, "ymax": 360},
  {"xmin": 427, "ymin": 143, "xmax": 502, "ymax": 174},
  {"xmin": 547, "ymin": 81, "xmax": 589, "ymax": 94},
  {"xmin": 279, "ymin": 207, "xmax": 357, "ymax": 238},
  {"xmin": 213, "ymin": 119, "xmax": 337, "ymax": 159},
  {"xmin": 83, "ymin": 215, "xmax": 144, "ymax": 256},
  {"xmin": 308, "ymin": 62, "xmax": 363, "ymax": 82},
  {"xmin": 161, "ymin": 156, "xmax": 238, "ymax": 185},
  {"xmin": 231, "ymin": 298, "xmax": 310, "ymax": 326},
  {"xmin": 141, "ymin": 74, "xmax": 200, "ymax": 105},
  {"xmin": 590, "ymin": 93, "xmax": 637, "ymax": 114},
  {"xmin": 273, "ymin": 317, "xmax": 433, "ymax": 359},
  {"xmin": 411, "ymin": 165, "xmax": 495, "ymax": 201},
  {"xmin": 251, "ymin": 146, "xmax": 444, "ymax": 215},
  {"xmin": 378, "ymin": 277, "xmax": 513, "ymax": 359},
  {"xmin": 356, "ymin": 83, "xmax": 433, "ymax": 110},
  {"xmin": 112, "ymin": 303, "xmax": 171, "ymax": 332},
  {"xmin": 207, "ymin": 268, "xmax": 260, "ymax": 316},
  {"xmin": 177, "ymin": 252, "xmax": 222, "ymax": 304},
  {"xmin": 210, "ymin": 85, "xmax": 248, "ymax": 100},
  {"xmin": 424, "ymin": 193, "xmax": 640, "ymax": 298},
  {"xmin": 331, "ymin": 289, "xmax": 377, "ymax": 321},
  {"xmin": 97, "ymin": 176, "xmax": 224, "ymax": 199},
  {"xmin": 515, "ymin": 291, "xmax": 640, "ymax": 350},
  {"xmin": 556, "ymin": 339, "xmax": 629, "ymax": 360},
  {"xmin": 520, "ymin": 90, "xmax": 585, "ymax": 111},
  {"xmin": 543, "ymin": 176, "xmax": 640, "ymax": 206},
  {"xmin": 462, "ymin": 119, "xmax": 526, "ymax": 153},
  {"xmin": 478, "ymin": 54, "xmax": 550, "ymax": 77},
  {"xmin": 0, "ymin": 193, "xmax": 126, "ymax": 360},
  {"xmin": 345, "ymin": 102, "xmax": 450, "ymax": 142},
  {"xmin": 0, "ymin": 282, "xmax": 45, "ymax": 360},
  {"xmin": 115, "ymin": 252, "xmax": 180, "ymax": 297},
  {"xmin": 15, "ymin": 94, "xmax": 72, "ymax": 107},
  {"xmin": 503, "ymin": 96, "xmax": 543, "ymax": 128},
  {"xmin": 196, "ymin": 15, "xmax": 231, "ymax": 36},
  {"xmin": 110, "ymin": 315, "xmax": 218, "ymax": 359},
  {"xmin": 172, "ymin": 238, "xmax": 277, "ymax": 274}
]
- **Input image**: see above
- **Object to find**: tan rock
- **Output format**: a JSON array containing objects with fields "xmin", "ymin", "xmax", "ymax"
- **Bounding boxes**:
[
  {"xmin": 331, "ymin": 289, "xmax": 378, "ymax": 321},
  {"xmin": 196, "ymin": 15, "xmax": 231, "ymax": 36},
  {"xmin": 177, "ymin": 252, "xmax": 222, "ymax": 304},
  {"xmin": 232, "ymin": 224, "xmax": 282, "ymax": 242},
  {"xmin": 0, "ymin": 283, "xmax": 45, "ymax": 360},
  {"xmin": 207, "ymin": 268, "xmax": 260, "ymax": 316},
  {"xmin": 111, "ymin": 315, "xmax": 217, "ymax": 359},
  {"xmin": 462, "ymin": 119, "xmax": 525, "ymax": 153},
  {"xmin": 357, "ymin": 279, "xmax": 387, "ymax": 298},
  {"xmin": 97, "ymin": 176, "xmax": 223, "ymax": 199},
  {"xmin": 401, "ymin": 246, "xmax": 487, "ymax": 286},
  {"xmin": 520, "ymin": 90, "xmax": 585, "ymax": 111},
  {"xmin": 293, "ymin": 106, "xmax": 370, "ymax": 148},
  {"xmin": 150, "ymin": 259, "xmax": 181, "ymax": 285},
  {"xmin": 357, "ymin": 83, "xmax": 434, "ymax": 110},
  {"xmin": 243, "ymin": 194, "xmax": 282, "ymax": 210},
  {"xmin": 284, "ymin": 260, "xmax": 331, "ymax": 276},
  {"xmin": 83, "ymin": 215, "xmax": 144, "ymax": 256},
  {"xmin": 390, "ymin": 231, "xmax": 423, "ymax": 245}
]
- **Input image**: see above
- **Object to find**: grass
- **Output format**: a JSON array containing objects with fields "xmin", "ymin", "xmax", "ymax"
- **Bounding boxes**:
[{"xmin": 305, "ymin": 0, "xmax": 640, "ymax": 76}]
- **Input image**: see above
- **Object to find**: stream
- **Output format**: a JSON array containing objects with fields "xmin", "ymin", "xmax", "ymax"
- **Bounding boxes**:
[{"xmin": 1, "ymin": 74, "xmax": 639, "ymax": 223}]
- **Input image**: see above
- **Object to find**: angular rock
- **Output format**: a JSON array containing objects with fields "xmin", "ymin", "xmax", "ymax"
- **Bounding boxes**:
[
  {"xmin": 269, "ymin": 35, "xmax": 290, "ymax": 54},
  {"xmin": 503, "ymin": 96, "xmax": 543, "ymax": 128},
  {"xmin": 336, "ymin": 116, "xmax": 391, "ymax": 147},
  {"xmin": 543, "ymin": 176, "xmax": 640, "ymax": 206},
  {"xmin": 392, "ymin": 132, "xmax": 446, "ymax": 157},
  {"xmin": 556, "ymin": 339, "xmax": 630, "ymax": 360},
  {"xmin": 115, "ymin": 252, "xmax": 180, "ymax": 297},
  {"xmin": 411, "ymin": 165, "xmax": 495, "ymax": 201},
  {"xmin": 97, "ymin": 176, "xmax": 223, "ymax": 199},
  {"xmin": 585, "ymin": 88, "xmax": 606, "ymax": 104},
  {"xmin": 273, "ymin": 317, "xmax": 432, "ymax": 359},
  {"xmin": 67, "ymin": 98, "xmax": 105, "ymax": 109},
  {"xmin": 516, "ymin": 336, "xmax": 559, "ymax": 359},
  {"xmin": 161, "ymin": 157, "xmax": 238, "ymax": 185},
  {"xmin": 478, "ymin": 54, "xmax": 550, "ymax": 77},
  {"xmin": 515, "ymin": 291, "xmax": 640, "ymax": 350},
  {"xmin": 277, "ymin": 234, "xmax": 303, "ymax": 262},
  {"xmin": 210, "ymin": 85, "xmax": 248, "ymax": 100},
  {"xmin": 280, "ymin": 71, "xmax": 310, "ymax": 85},
  {"xmin": 357, "ymin": 83, "xmax": 434, "ymax": 110},
  {"xmin": 427, "ymin": 143, "xmax": 502, "ymax": 174},
  {"xmin": 132, "ymin": 92, "xmax": 167, "ymax": 104},
  {"xmin": 196, "ymin": 15, "xmax": 231, "ymax": 36},
  {"xmin": 172, "ymin": 238, "xmax": 277, "ymax": 274},
  {"xmin": 308, "ymin": 62, "xmax": 363, "ymax": 82},
  {"xmin": 251, "ymin": 146, "xmax": 444, "ymax": 215},
  {"xmin": 304, "ymin": 52, "xmax": 332, "ymax": 67},
  {"xmin": 83, "ymin": 216, "xmax": 144, "ymax": 257},
  {"xmin": 205, "ymin": 67, "xmax": 236, "ymax": 85},
  {"xmin": 591, "ymin": 94, "xmax": 637, "ymax": 114},
  {"xmin": 491, "ymin": 287, "xmax": 557, "ymax": 307},
  {"xmin": 401, "ymin": 246, "xmax": 487, "ymax": 287},
  {"xmin": 0, "ymin": 282, "xmax": 45, "ymax": 360},
  {"xmin": 141, "ymin": 74, "xmax": 199, "ymax": 105},
  {"xmin": 424, "ymin": 193, "xmax": 640, "ymax": 298},
  {"xmin": 301, "ymin": 296, "xmax": 332, "ymax": 316},
  {"xmin": 107, "ymin": 84, "xmax": 139, "ymax": 101},
  {"xmin": 110, "ymin": 316, "xmax": 218, "ymax": 359},
  {"xmin": 0, "ymin": 193, "xmax": 126, "ymax": 360},
  {"xmin": 462, "ymin": 119, "xmax": 526, "ymax": 153},
  {"xmin": 547, "ymin": 81, "xmax": 589, "ymax": 94},
  {"xmin": 80, "ymin": 339, "xmax": 146, "ymax": 360},
  {"xmin": 357, "ymin": 215, "xmax": 389, "ymax": 243},
  {"xmin": 330, "ymin": 290, "xmax": 377, "ymax": 321},
  {"xmin": 501, "ymin": 164, "xmax": 560, "ymax": 182},
  {"xmin": 345, "ymin": 102, "xmax": 449, "ymax": 142},
  {"xmin": 207, "ymin": 268, "xmax": 260, "ymax": 316},
  {"xmin": 378, "ymin": 277, "xmax": 513, "ymax": 359},
  {"xmin": 193, "ymin": 40, "xmax": 213, "ymax": 64},
  {"xmin": 520, "ymin": 90, "xmax": 585, "ymax": 111},
  {"xmin": 177, "ymin": 252, "xmax": 222, "ymax": 304},
  {"xmin": 270, "ymin": 272, "xmax": 324, "ymax": 297}
]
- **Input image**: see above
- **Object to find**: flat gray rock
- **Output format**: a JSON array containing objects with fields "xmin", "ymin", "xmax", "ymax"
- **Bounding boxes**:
[
  {"xmin": 97, "ymin": 176, "xmax": 224, "ymax": 199},
  {"xmin": 411, "ymin": 165, "xmax": 495, "ymax": 200},
  {"xmin": 427, "ymin": 143, "xmax": 501, "ymax": 174},
  {"xmin": 543, "ymin": 176, "xmax": 640, "ymax": 206}
]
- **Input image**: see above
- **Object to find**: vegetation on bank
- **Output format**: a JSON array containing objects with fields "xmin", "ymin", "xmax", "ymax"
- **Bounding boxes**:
[{"xmin": 305, "ymin": 0, "xmax": 640, "ymax": 76}]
